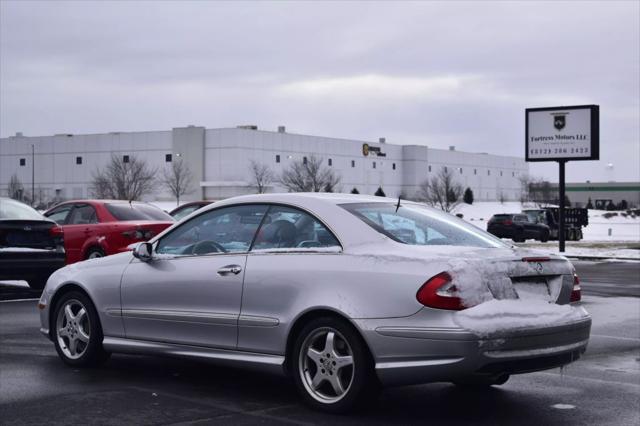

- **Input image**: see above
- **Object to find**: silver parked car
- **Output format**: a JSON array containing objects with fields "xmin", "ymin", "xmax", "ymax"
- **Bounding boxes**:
[{"xmin": 38, "ymin": 193, "xmax": 591, "ymax": 413}]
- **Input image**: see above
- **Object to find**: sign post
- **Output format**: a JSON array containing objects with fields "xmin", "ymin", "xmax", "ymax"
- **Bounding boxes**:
[{"xmin": 525, "ymin": 105, "xmax": 599, "ymax": 252}]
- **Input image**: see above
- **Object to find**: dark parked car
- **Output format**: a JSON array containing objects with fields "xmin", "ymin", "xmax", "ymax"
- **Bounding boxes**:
[
  {"xmin": 487, "ymin": 213, "xmax": 550, "ymax": 243},
  {"xmin": 0, "ymin": 198, "xmax": 66, "ymax": 289},
  {"xmin": 169, "ymin": 201, "xmax": 212, "ymax": 221},
  {"xmin": 44, "ymin": 200, "xmax": 174, "ymax": 264}
]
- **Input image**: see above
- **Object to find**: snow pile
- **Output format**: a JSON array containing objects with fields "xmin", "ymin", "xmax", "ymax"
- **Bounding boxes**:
[{"xmin": 454, "ymin": 299, "xmax": 587, "ymax": 337}]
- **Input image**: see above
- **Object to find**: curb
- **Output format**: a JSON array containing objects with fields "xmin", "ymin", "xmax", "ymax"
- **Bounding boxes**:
[{"xmin": 563, "ymin": 255, "xmax": 640, "ymax": 262}]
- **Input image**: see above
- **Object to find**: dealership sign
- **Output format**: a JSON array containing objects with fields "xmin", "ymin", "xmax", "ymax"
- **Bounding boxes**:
[
  {"xmin": 525, "ymin": 105, "xmax": 599, "ymax": 162},
  {"xmin": 362, "ymin": 143, "xmax": 387, "ymax": 157}
]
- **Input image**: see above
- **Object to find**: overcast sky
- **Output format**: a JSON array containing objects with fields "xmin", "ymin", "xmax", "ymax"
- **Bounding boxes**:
[{"xmin": 1, "ymin": 1, "xmax": 638, "ymax": 182}]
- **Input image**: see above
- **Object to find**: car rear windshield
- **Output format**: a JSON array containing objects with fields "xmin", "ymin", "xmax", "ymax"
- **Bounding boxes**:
[
  {"xmin": 105, "ymin": 203, "xmax": 173, "ymax": 221},
  {"xmin": 341, "ymin": 202, "xmax": 507, "ymax": 248},
  {"xmin": 491, "ymin": 214, "xmax": 513, "ymax": 220},
  {"xmin": 0, "ymin": 198, "xmax": 46, "ymax": 221}
]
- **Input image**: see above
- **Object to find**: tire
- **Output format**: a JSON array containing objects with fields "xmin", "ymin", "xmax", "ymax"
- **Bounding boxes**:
[
  {"xmin": 540, "ymin": 231, "xmax": 549, "ymax": 243},
  {"xmin": 291, "ymin": 317, "xmax": 377, "ymax": 413},
  {"xmin": 453, "ymin": 373, "xmax": 510, "ymax": 388},
  {"xmin": 52, "ymin": 291, "xmax": 110, "ymax": 367},
  {"xmin": 85, "ymin": 247, "xmax": 105, "ymax": 260}
]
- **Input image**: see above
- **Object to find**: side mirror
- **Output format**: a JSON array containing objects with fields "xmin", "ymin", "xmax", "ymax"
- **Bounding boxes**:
[{"xmin": 133, "ymin": 242, "xmax": 153, "ymax": 262}]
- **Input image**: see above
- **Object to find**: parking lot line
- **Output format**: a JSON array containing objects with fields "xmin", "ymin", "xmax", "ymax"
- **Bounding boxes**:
[{"xmin": 591, "ymin": 334, "xmax": 640, "ymax": 342}]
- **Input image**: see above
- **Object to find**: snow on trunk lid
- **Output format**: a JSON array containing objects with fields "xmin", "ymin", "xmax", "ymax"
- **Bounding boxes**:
[{"xmin": 447, "ymin": 256, "xmax": 571, "ymax": 308}]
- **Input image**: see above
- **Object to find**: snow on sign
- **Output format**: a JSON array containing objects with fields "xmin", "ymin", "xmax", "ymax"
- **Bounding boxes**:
[{"xmin": 525, "ymin": 105, "xmax": 599, "ymax": 162}]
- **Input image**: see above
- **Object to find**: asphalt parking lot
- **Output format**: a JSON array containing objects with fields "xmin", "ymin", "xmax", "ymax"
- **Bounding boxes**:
[{"xmin": 1, "ymin": 260, "xmax": 639, "ymax": 425}]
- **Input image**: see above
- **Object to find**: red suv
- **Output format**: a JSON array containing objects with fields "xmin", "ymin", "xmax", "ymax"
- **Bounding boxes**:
[{"xmin": 44, "ymin": 200, "xmax": 174, "ymax": 264}]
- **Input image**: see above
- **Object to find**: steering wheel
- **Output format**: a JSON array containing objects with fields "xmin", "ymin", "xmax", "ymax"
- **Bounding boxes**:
[{"xmin": 191, "ymin": 240, "xmax": 228, "ymax": 255}]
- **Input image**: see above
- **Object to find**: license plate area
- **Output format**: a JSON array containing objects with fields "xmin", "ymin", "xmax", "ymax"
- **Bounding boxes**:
[{"xmin": 512, "ymin": 276, "xmax": 552, "ymax": 301}]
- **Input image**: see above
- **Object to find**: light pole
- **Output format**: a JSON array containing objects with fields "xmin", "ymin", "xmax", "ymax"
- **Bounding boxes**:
[{"xmin": 31, "ymin": 144, "xmax": 35, "ymax": 206}]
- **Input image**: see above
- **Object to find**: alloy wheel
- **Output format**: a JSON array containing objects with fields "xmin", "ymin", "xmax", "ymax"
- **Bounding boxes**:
[
  {"xmin": 298, "ymin": 327, "xmax": 355, "ymax": 404},
  {"xmin": 55, "ymin": 299, "xmax": 91, "ymax": 360}
]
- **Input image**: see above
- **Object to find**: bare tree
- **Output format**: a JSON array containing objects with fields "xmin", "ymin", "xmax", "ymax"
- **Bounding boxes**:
[
  {"xmin": 528, "ymin": 178, "xmax": 554, "ymax": 207},
  {"xmin": 279, "ymin": 155, "xmax": 340, "ymax": 192},
  {"xmin": 498, "ymin": 191, "xmax": 507, "ymax": 204},
  {"xmin": 416, "ymin": 167, "xmax": 463, "ymax": 212},
  {"xmin": 518, "ymin": 174, "xmax": 533, "ymax": 204},
  {"xmin": 163, "ymin": 158, "xmax": 194, "ymax": 205},
  {"xmin": 8, "ymin": 174, "xmax": 24, "ymax": 201},
  {"xmin": 249, "ymin": 160, "xmax": 274, "ymax": 194},
  {"xmin": 91, "ymin": 155, "xmax": 157, "ymax": 201}
]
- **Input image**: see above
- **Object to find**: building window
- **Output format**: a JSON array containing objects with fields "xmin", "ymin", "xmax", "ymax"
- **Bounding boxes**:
[
  {"xmin": 487, "ymin": 170, "xmax": 491, "ymax": 176},
  {"xmin": 351, "ymin": 160, "xmax": 355, "ymax": 168},
  {"xmin": 428, "ymin": 165, "xmax": 432, "ymax": 172},
  {"xmin": 373, "ymin": 161, "xmax": 376, "ymax": 169},
  {"xmin": 474, "ymin": 169, "xmax": 477, "ymax": 175},
  {"xmin": 19, "ymin": 158, "xmax": 26, "ymax": 166},
  {"xmin": 276, "ymin": 155, "xmax": 280, "ymax": 163},
  {"xmin": 392, "ymin": 163, "xmax": 396, "ymax": 170},
  {"xmin": 123, "ymin": 155, "xmax": 130, "ymax": 163},
  {"xmin": 76, "ymin": 156, "xmax": 82, "ymax": 165},
  {"xmin": 165, "ymin": 154, "xmax": 172, "ymax": 162},
  {"xmin": 328, "ymin": 158, "xmax": 332, "ymax": 166},
  {"xmin": 303, "ymin": 156, "xmax": 307, "ymax": 165}
]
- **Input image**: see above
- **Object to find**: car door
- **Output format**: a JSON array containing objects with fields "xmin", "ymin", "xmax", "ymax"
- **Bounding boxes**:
[
  {"xmin": 120, "ymin": 204, "xmax": 268, "ymax": 349},
  {"xmin": 63, "ymin": 204, "xmax": 99, "ymax": 263},
  {"xmin": 238, "ymin": 205, "xmax": 343, "ymax": 354}
]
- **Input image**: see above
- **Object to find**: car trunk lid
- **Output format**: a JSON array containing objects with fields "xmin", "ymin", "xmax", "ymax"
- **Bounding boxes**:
[{"xmin": 0, "ymin": 219, "xmax": 63, "ymax": 250}]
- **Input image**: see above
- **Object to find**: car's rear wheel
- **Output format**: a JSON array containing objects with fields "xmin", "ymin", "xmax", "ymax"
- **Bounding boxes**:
[
  {"xmin": 85, "ymin": 247, "xmax": 105, "ymax": 260},
  {"xmin": 52, "ymin": 291, "xmax": 110, "ymax": 366},
  {"xmin": 292, "ymin": 317, "xmax": 376, "ymax": 413}
]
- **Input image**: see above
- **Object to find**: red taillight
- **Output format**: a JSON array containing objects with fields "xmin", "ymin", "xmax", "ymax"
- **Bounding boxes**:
[
  {"xmin": 416, "ymin": 272, "xmax": 465, "ymax": 310},
  {"xmin": 522, "ymin": 257, "xmax": 551, "ymax": 262},
  {"xmin": 570, "ymin": 274, "xmax": 581, "ymax": 303},
  {"xmin": 49, "ymin": 225, "xmax": 63, "ymax": 237},
  {"xmin": 504, "ymin": 220, "xmax": 513, "ymax": 226}
]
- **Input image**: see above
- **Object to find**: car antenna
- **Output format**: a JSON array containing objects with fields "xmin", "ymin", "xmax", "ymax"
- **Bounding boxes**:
[{"xmin": 395, "ymin": 195, "xmax": 401, "ymax": 213}]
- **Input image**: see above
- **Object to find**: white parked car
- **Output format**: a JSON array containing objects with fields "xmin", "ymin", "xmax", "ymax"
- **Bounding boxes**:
[{"xmin": 39, "ymin": 193, "xmax": 591, "ymax": 413}]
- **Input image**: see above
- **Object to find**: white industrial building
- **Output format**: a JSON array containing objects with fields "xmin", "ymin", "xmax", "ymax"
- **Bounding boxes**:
[{"xmin": 0, "ymin": 125, "xmax": 528, "ymax": 203}]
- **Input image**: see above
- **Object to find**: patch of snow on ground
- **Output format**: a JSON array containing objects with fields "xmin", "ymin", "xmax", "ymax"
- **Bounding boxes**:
[{"xmin": 454, "ymin": 299, "xmax": 588, "ymax": 337}]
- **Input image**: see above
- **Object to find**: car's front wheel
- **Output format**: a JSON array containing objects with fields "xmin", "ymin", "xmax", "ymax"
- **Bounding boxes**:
[
  {"xmin": 52, "ymin": 291, "xmax": 110, "ymax": 366},
  {"xmin": 292, "ymin": 317, "xmax": 376, "ymax": 413}
]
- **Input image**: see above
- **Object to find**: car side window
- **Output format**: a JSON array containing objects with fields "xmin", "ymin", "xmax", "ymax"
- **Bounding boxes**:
[
  {"xmin": 251, "ymin": 205, "xmax": 340, "ymax": 251},
  {"xmin": 68, "ymin": 205, "xmax": 98, "ymax": 225},
  {"xmin": 46, "ymin": 205, "xmax": 73, "ymax": 224},
  {"xmin": 156, "ymin": 204, "xmax": 268, "ymax": 256}
]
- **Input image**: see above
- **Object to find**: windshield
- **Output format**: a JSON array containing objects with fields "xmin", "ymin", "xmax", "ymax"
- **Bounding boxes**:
[
  {"xmin": 0, "ymin": 198, "xmax": 46, "ymax": 220},
  {"xmin": 172, "ymin": 205, "xmax": 202, "ymax": 221},
  {"xmin": 341, "ymin": 202, "xmax": 508, "ymax": 248},
  {"xmin": 106, "ymin": 203, "xmax": 173, "ymax": 221}
]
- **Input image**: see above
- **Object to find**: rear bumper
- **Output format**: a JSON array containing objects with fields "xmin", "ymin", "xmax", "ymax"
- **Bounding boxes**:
[
  {"xmin": 355, "ymin": 311, "xmax": 591, "ymax": 386},
  {"xmin": 0, "ymin": 251, "xmax": 66, "ymax": 283}
]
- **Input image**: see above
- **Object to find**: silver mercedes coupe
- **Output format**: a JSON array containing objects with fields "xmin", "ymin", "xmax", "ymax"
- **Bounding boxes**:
[{"xmin": 38, "ymin": 193, "xmax": 591, "ymax": 413}]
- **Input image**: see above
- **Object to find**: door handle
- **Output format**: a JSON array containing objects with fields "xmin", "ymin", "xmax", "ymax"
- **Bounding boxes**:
[{"xmin": 217, "ymin": 265, "xmax": 242, "ymax": 276}]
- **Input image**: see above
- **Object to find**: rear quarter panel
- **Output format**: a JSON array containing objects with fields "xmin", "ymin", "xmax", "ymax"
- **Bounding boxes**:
[{"xmin": 237, "ymin": 251, "xmax": 448, "ymax": 355}]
